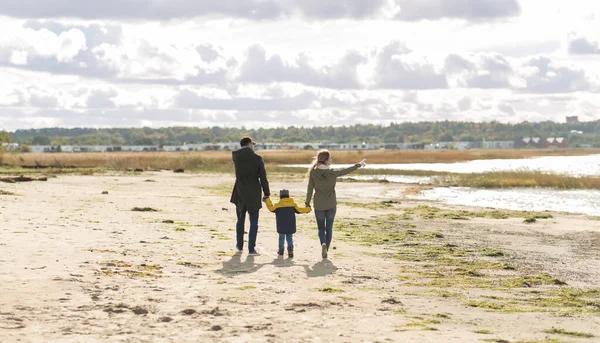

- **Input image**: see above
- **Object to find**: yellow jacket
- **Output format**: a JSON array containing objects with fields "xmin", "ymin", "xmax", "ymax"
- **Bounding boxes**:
[
  {"xmin": 265, "ymin": 197, "xmax": 311, "ymax": 213},
  {"xmin": 265, "ymin": 197, "xmax": 311, "ymax": 234}
]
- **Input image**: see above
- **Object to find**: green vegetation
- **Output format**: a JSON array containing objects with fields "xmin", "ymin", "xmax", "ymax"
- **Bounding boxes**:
[
  {"xmin": 474, "ymin": 330, "xmax": 494, "ymax": 334},
  {"xmin": 334, "ymin": 210, "xmax": 600, "ymax": 316},
  {"xmin": 449, "ymin": 171, "xmax": 600, "ymax": 190},
  {"xmin": 238, "ymin": 285, "xmax": 257, "ymax": 290},
  {"xmin": 542, "ymin": 328, "xmax": 595, "ymax": 338},
  {"xmin": 10, "ymin": 120, "xmax": 600, "ymax": 146}
]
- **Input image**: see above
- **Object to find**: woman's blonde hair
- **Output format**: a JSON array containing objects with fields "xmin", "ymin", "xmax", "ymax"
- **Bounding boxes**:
[{"xmin": 306, "ymin": 149, "xmax": 330, "ymax": 178}]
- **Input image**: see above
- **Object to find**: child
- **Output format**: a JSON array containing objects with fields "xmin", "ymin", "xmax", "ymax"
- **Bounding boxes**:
[{"xmin": 265, "ymin": 189, "xmax": 311, "ymax": 258}]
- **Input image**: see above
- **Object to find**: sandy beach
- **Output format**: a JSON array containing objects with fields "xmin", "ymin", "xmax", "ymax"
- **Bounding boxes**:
[{"xmin": 1, "ymin": 171, "xmax": 599, "ymax": 343}]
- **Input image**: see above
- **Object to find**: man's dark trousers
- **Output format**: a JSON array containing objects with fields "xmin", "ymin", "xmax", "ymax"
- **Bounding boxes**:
[{"xmin": 236, "ymin": 204, "xmax": 259, "ymax": 252}]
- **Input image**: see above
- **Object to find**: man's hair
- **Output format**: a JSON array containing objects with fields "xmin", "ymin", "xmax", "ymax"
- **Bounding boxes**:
[
  {"xmin": 240, "ymin": 136, "xmax": 253, "ymax": 147},
  {"xmin": 279, "ymin": 189, "xmax": 289, "ymax": 199}
]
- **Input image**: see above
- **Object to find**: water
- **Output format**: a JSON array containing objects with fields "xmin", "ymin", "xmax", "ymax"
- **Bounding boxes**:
[
  {"xmin": 343, "ymin": 175, "xmax": 433, "ymax": 184},
  {"xmin": 420, "ymin": 187, "xmax": 600, "ymax": 216},
  {"xmin": 290, "ymin": 154, "xmax": 600, "ymax": 215},
  {"xmin": 289, "ymin": 154, "xmax": 600, "ymax": 176}
]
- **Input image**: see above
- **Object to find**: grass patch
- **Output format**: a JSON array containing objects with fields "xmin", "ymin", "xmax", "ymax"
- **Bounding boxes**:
[
  {"xmin": 339, "ymin": 200, "xmax": 401, "ymax": 211},
  {"xmin": 238, "ymin": 285, "xmax": 257, "ymax": 290},
  {"xmin": 501, "ymin": 274, "xmax": 567, "ymax": 288},
  {"xmin": 97, "ymin": 270, "xmax": 163, "ymax": 278},
  {"xmin": 542, "ymin": 328, "xmax": 595, "ymax": 338},
  {"xmin": 431, "ymin": 313, "xmax": 450, "ymax": 319},
  {"xmin": 465, "ymin": 301, "xmax": 506, "ymax": 310},
  {"xmin": 200, "ymin": 183, "xmax": 231, "ymax": 197},
  {"xmin": 174, "ymin": 227, "xmax": 186, "ymax": 232},
  {"xmin": 481, "ymin": 249, "xmax": 505, "ymax": 257},
  {"xmin": 403, "ymin": 205, "xmax": 553, "ymax": 221},
  {"xmin": 449, "ymin": 171, "xmax": 600, "ymax": 190},
  {"xmin": 88, "ymin": 248, "xmax": 117, "ymax": 253},
  {"xmin": 474, "ymin": 330, "xmax": 494, "ymax": 334},
  {"xmin": 315, "ymin": 287, "xmax": 344, "ymax": 293},
  {"xmin": 0, "ymin": 190, "xmax": 16, "ymax": 195},
  {"xmin": 335, "ymin": 213, "xmax": 600, "ymax": 316}
]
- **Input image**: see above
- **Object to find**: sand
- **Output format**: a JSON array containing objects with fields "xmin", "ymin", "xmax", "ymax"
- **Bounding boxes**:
[{"xmin": 1, "ymin": 172, "xmax": 599, "ymax": 343}]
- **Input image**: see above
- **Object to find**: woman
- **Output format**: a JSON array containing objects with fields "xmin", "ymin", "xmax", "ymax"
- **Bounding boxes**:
[{"xmin": 305, "ymin": 150, "xmax": 366, "ymax": 258}]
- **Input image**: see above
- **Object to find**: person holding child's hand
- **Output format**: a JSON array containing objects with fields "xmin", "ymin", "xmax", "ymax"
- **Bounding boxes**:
[{"xmin": 305, "ymin": 150, "xmax": 366, "ymax": 259}]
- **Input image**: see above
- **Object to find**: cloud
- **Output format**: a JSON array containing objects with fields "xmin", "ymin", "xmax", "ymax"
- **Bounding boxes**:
[
  {"xmin": 0, "ymin": 0, "xmax": 521, "ymax": 21},
  {"xmin": 445, "ymin": 53, "xmax": 514, "ymax": 88},
  {"xmin": 373, "ymin": 41, "xmax": 448, "ymax": 89},
  {"xmin": 0, "ymin": 25, "xmax": 229, "ymax": 86},
  {"xmin": 294, "ymin": 0, "xmax": 390, "ymax": 19},
  {"xmin": 395, "ymin": 0, "xmax": 521, "ymax": 21},
  {"xmin": 518, "ymin": 56, "xmax": 591, "ymax": 93},
  {"xmin": 238, "ymin": 45, "xmax": 366, "ymax": 89},
  {"xmin": 568, "ymin": 36, "xmax": 600, "ymax": 55},
  {"xmin": 174, "ymin": 89, "xmax": 318, "ymax": 111},
  {"xmin": 86, "ymin": 89, "xmax": 117, "ymax": 108},
  {"xmin": 457, "ymin": 96, "xmax": 472, "ymax": 111},
  {"xmin": 0, "ymin": 0, "xmax": 284, "ymax": 20},
  {"xmin": 23, "ymin": 21, "xmax": 123, "ymax": 47},
  {"xmin": 29, "ymin": 93, "xmax": 60, "ymax": 108},
  {"xmin": 497, "ymin": 103, "xmax": 515, "ymax": 115},
  {"xmin": 196, "ymin": 44, "xmax": 220, "ymax": 63}
]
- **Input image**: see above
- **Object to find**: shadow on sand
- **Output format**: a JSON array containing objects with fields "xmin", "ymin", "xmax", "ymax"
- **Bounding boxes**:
[{"xmin": 215, "ymin": 254, "xmax": 338, "ymax": 278}]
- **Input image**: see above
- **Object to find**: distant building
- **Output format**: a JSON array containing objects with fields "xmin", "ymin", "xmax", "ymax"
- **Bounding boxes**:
[
  {"xmin": 544, "ymin": 137, "xmax": 568, "ymax": 149},
  {"xmin": 518, "ymin": 137, "xmax": 544, "ymax": 148},
  {"xmin": 482, "ymin": 141, "xmax": 514, "ymax": 149},
  {"xmin": 566, "ymin": 116, "xmax": 579, "ymax": 123},
  {"xmin": 1, "ymin": 143, "xmax": 19, "ymax": 152}
]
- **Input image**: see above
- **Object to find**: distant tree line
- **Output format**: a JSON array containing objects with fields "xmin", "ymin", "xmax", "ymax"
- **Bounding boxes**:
[{"xmin": 6, "ymin": 120, "xmax": 600, "ymax": 148}]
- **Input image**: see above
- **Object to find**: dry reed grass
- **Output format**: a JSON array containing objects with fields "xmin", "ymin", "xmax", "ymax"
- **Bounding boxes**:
[
  {"xmin": 2, "ymin": 148, "xmax": 599, "ymax": 169},
  {"xmin": 451, "ymin": 171, "xmax": 600, "ymax": 190},
  {"xmin": 2, "ymin": 150, "xmax": 599, "ymax": 190}
]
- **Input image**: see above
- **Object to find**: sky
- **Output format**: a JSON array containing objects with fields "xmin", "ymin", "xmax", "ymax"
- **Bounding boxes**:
[{"xmin": 0, "ymin": 0, "xmax": 599, "ymax": 131}]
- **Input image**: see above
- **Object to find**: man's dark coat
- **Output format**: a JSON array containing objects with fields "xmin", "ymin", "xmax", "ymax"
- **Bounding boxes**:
[{"xmin": 230, "ymin": 147, "xmax": 270, "ymax": 212}]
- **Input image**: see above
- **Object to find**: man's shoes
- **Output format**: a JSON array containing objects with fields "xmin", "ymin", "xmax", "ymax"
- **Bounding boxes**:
[
  {"xmin": 235, "ymin": 247, "xmax": 243, "ymax": 254},
  {"xmin": 288, "ymin": 248, "xmax": 294, "ymax": 258},
  {"xmin": 277, "ymin": 249, "xmax": 284, "ymax": 256},
  {"xmin": 248, "ymin": 250, "xmax": 260, "ymax": 256},
  {"xmin": 321, "ymin": 243, "xmax": 328, "ymax": 259}
]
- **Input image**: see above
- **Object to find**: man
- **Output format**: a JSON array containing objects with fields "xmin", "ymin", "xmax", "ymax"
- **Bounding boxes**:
[{"xmin": 230, "ymin": 136, "xmax": 270, "ymax": 255}]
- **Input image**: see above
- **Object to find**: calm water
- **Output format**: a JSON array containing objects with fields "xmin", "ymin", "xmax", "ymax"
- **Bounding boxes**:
[
  {"xmin": 290, "ymin": 154, "xmax": 600, "ymax": 215},
  {"xmin": 419, "ymin": 187, "xmax": 600, "ymax": 216},
  {"xmin": 292, "ymin": 154, "xmax": 600, "ymax": 176}
]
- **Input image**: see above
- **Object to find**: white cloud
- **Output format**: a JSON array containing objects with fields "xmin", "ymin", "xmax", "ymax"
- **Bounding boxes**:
[
  {"xmin": 372, "ymin": 41, "xmax": 447, "ymax": 89},
  {"xmin": 569, "ymin": 36, "xmax": 600, "ymax": 54},
  {"xmin": 445, "ymin": 53, "xmax": 515, "ymax": 89},
  {"xmin": 395, "ymin": 0, "xmax": 521, "ymax": 21},
  {"xmin": 0, "ymin": 0, "xmax": 600, "ymax": 130},
  {"xmin": 56, "ymin": 28, "xmax": 87, "ymax": 63},
  {"xmin": 86, "ymin": 89, "xmax": 117, "ymax": 109},
  {"xmin": 518, "ymin": 56, "xmax": 591, "ymax": 93},
  {"xmin": 238, "ymin": 45, "xmax": 366, "ymax": 89}
]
